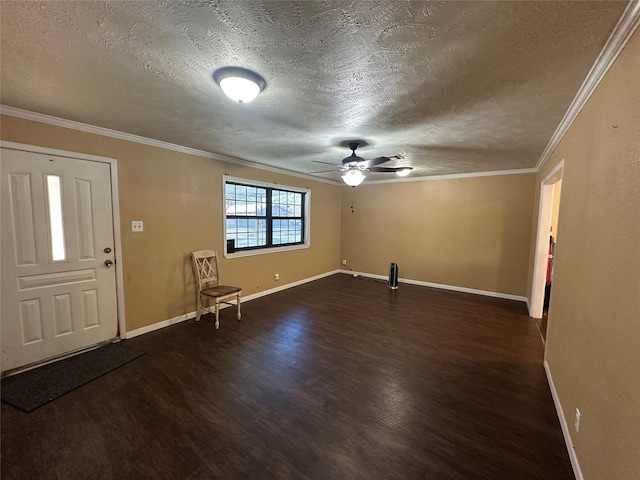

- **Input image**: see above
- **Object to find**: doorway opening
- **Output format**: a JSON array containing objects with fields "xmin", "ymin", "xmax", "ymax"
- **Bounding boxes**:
[{"xmin": 530, "ymin": 161, "xmax": 564, "ymax": 341}]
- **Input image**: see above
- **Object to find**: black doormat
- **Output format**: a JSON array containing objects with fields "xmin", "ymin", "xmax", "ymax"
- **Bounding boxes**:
[{"xmin": 1, "ymin": 343, "xmax": 145, "ymax": 412}]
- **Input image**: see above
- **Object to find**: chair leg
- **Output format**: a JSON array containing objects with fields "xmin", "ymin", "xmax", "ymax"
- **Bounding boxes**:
[
  {"xmin": 236, "ymin": 293, "xmax": 241, "ymax": 320},
  {"xmin": 195, "ymin": 293, "xmax": 202, "ymax": 321},
  {"xmin": 215, "ymin": 299, "xmax": 220, "ymax": 329}
]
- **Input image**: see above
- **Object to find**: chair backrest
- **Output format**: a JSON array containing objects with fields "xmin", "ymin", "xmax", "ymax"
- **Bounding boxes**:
[{"xmin": 192, "ymin": 250, "xmax": 221, "ymax": 289}]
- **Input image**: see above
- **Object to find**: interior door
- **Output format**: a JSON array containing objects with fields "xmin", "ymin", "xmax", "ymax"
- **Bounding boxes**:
[{"xmin": 1, "ymin": 148, "xmax": 118, "ymax": 372}]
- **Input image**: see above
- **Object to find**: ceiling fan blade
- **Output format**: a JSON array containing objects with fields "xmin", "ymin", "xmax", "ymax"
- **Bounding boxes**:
[
  {"xmin": 362, "ymin": 156, "xmax": 391, "ymax": 167},
  {"xmin": 312, "ymin": 160, "xmax": 339, "ymax": 166},
  {"xmin": 367, "ymin": 167, "xmax": 399, "ymax": 172},
  {"xmin": 308, "ymin": 169, "xmax": 337, "ymax": 174}
]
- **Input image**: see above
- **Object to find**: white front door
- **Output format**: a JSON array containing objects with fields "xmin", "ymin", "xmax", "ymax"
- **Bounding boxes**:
[{"xmin": 1, "ymin": 148, "xmax": 118, "ymax": 372}]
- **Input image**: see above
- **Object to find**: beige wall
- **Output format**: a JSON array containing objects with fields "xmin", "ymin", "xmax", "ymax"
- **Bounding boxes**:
[
  {"xmin": 340, "ymin": 174, "xmax": 536, "ymax": 296},
  {"xmin": 526, "ymin": 30, "xmax": 639, "ymax": 480},
  {"xmin": 0, "ymin": 116, "xmax": 342, "ymax": 331}
]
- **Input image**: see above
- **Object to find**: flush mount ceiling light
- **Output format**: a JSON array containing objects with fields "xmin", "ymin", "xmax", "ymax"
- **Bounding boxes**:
[
  {"xmin": 395, "ymin": 167, "xmax": 412, "ymax": 177},
  {"xmin": 213, "ymin": 66, "xmax": 266, "ymax": 103},
  {"xmin": 341, "ymin": 168, "xmax": 366, "ymax": 187}
]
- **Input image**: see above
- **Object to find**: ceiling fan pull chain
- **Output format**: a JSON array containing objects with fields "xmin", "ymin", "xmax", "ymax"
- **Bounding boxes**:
[{"xmin": 350, "ymin": 188, "xmax": 355, "ymax": 213}]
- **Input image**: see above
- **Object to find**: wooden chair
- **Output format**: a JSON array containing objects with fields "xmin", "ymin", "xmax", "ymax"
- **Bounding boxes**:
[{"xmin": 191, "ymin": 249, "xmax": 241, "ymax": 329}]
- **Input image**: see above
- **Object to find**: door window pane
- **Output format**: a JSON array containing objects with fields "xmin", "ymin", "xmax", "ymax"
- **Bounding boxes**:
[{"xmin": 46, "ymin": 175, "xmax": 66, "ymax": 261}]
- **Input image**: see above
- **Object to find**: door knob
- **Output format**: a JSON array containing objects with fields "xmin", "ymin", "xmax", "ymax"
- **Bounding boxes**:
[{"xmin": 104, "ymin": 259, "xmax": 114, "ymax": 268}]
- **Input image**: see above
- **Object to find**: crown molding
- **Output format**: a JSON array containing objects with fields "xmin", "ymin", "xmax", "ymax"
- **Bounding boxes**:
[
  {"xmin": 361, "ymin": 167, "xmax": 537, "ymax": 185},
  {"xmin": 535, "ymin": 0, "xmax": 640, "ymax": 172},
  {"xmin": 0, "ymin": 105, "xmax": 341, "ymax": 186}
]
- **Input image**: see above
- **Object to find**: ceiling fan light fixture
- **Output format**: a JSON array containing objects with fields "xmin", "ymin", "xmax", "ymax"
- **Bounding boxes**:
[
  {"xmin": 213, "ymin": 66, "xmax": 266, "ymax": 103},
  {"xmin": 396, "ymin": 167, "xmax": 412, "ymax": 177},
  {"xmin": 342, "ymin": 169, "xmax": 366, "ymax": 187}
]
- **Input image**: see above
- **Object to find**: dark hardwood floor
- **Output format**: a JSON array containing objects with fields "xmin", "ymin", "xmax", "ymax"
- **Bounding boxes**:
[{"xmin": 1, "ymin": 273, "xmax": 573, "ymax": 479}]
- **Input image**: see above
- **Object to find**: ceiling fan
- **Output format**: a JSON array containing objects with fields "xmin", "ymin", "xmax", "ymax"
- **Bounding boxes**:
[{"xmin": 312, "ymin": 142, "xmax": 412, "ymax": 186}]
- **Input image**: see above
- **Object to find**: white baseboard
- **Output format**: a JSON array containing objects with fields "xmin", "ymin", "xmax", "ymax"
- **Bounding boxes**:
[
  {"xmin": 124, "ymin": 269, "xmax": 341, "ymax": 339},
  {"xmin": 544, "ymin": 360, "xmax": 583, "ymax": 480},
  {"xmin": 125, "ymin": 311, "xmax": 197, "ymax": 339},
  {"xmin": 339, "ymin": 270, "xmax": 527, "ymax": 303},
  {"xmin": 240, "ymin": 269, "xmax": 341, "ymax": 303}
]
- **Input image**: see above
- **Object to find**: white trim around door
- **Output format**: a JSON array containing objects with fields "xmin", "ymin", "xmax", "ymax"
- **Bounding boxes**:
[{"xmin": 529, "ymin": 160, "xmax": 564, "ymax": 319}]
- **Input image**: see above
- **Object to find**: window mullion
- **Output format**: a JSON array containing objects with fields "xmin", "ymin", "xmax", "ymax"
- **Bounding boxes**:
[{"xmin": 266, "ymin": 188, "xmax": 273, "ymax": 248}]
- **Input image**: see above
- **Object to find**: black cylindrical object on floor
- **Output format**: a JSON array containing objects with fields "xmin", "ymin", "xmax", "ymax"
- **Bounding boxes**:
[{"xmin": 388, "ymin": 263, "xmax": 399, "ymax": 289}]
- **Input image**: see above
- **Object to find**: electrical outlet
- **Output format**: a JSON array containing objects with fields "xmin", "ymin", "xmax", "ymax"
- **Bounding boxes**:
[
  {"xmin": 342, "ymin": 259, "xmax": 347, "ymax": 265},
  {"xmin": 574, "ymin": 408, "xmax": 581, "ymax": 432},
  {"xmin": 274, "ymin": 273, "xmax": 279, "ymax": 281},
  {"xmin": 131, "ymin": 221, "xmax": 143, "ymax": 232}
]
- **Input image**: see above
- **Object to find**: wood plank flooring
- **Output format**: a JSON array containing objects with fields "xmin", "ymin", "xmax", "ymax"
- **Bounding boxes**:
[{"xmin": 1, "ymin": 273, "xmax": 573, "ymax": 479}]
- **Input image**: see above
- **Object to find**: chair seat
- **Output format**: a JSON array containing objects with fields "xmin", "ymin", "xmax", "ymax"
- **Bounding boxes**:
[{"xmin": 201, "ymin": 285, "xmax": 241, "ymax": 298}]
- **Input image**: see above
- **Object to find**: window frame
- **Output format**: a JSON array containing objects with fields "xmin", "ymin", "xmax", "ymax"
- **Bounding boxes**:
[{"xmin": 223, "ymin": 175, "xmax": 311, "ymax": 259}]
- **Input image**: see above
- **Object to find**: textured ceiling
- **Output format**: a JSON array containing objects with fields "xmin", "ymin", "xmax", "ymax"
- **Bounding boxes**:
[{"xmin": 0, "ymin": 1, "xmax": 628, "ymax": 183}]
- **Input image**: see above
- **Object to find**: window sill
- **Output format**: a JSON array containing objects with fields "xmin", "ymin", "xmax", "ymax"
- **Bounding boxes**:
[{"xmin": 224, "ymin": 243, "xmax": 309, "ymax": 259}]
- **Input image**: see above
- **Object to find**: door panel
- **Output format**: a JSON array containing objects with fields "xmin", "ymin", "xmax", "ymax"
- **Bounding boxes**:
[
  {"xmin": 8, "ymin": 172, "xmax": 38, "ymax": 265},
  {"xmin": 1, "ymin": 148, "xmax": 118, "ymax": 371}
]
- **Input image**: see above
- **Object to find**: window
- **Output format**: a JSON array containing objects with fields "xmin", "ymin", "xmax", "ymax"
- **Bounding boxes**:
[
  {"xmin": 46, "ymin": 175, "xmax": 66, "ymax": 261},
  {"xmin": 224, "ymin": 176, "xmax": 310, "ymax": 257}
]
